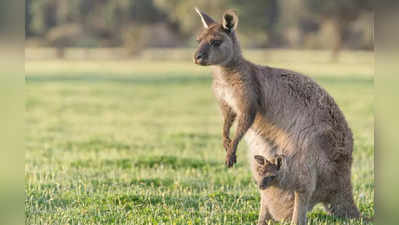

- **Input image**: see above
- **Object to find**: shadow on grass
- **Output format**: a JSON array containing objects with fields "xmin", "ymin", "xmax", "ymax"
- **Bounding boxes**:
[
  {"xmin": 63, "ymin": 138, "xmax": 131, "ymax": 152},
  {"xmin": 314, "ymin": 76, "xmax": 373, "ymax": 86},
  {"xmin": 307, "ymin": 209, "xmax": 371, "ymax": 225},
  {"xmin": 26, "ymin": 73, "xmax": 372, "ymax": 86},
  {"xmin": 130, "ymin": 178, "xmax": 174, "ymax": 187},
  {"xmin": 113, "ymin": 192, "xmax": 259, "ymax": 212},
  {"xmin": 87, "ymin": 177, "xmax": 175, "ymax": 189},
  {"xmin": 70, "ymin": 159, "xmax": 133, "ymax": 169},
  {"xmin": 70, "ymin": 155, "xmax": 219, "ymax": 170},
  {"xmin": 27, "ymin": 189, "xmax": 77, "ymax": 210},
  {"xmin": 135, "ymin": 155, "xmax": 219, "ymax": 169},
  {"xmin": 207, "ymin": 191, "xmax": 258, "ymax": 203},
  {"xmin": 26, "ymin": 74, "xmax": 211, "ymax": 85},
  {"xmin": 114, "ymin": 193, "xmax": 201, "ymax": 211}
]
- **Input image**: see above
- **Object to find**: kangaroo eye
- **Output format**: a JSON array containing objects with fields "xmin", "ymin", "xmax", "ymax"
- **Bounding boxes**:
[{"xmin": 210, "ymin": 40, "xmax": 222, "ymax": 47}]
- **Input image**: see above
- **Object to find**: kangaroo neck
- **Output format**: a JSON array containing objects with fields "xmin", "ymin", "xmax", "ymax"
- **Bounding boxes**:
[{"xmin": 212, "ymin": 55, "xmax": 249, "ymax": 82}]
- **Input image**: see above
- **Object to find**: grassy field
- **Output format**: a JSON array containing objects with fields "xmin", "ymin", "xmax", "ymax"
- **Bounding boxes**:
[{"xmin": 25, "ymin": 50, "xmax": 374, "ymax": 224}]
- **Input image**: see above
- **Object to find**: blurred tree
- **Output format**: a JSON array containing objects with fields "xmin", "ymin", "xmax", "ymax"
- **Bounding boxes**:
[
  {"xmin": 26, "ymin": 0, "xmax": 33, "ymax": 37},
  {"xmin": 154, "ymin": 0, "xmax": 228, "ymax": 34},
  {"xmin": 154, "ymin": 0, "xmax": 280, "ymax": 47},
  {"xmin": 27, "ymin": 0, "xmax": 169, "ymax": 56},
  {"xmin": 46, "ymin": 23, "xmax": 84, "ymax": 58},
  {"xmin": 230, "ymin": 0, "xmax": 280, "ymax": 47},
  {"xmin": 25, "ymin": 0, "xmax": 374, "ymax": 53},
  {"xmin": 305, "ymin": 0, "xmax": 373, "ymax": 60},
  {"xmin": 30, "ymin": 0, "xmax": 57, "ymax": 35}
]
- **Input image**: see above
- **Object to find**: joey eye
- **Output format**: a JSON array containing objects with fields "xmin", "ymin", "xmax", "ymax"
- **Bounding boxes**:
[{"xmin": 210, "ymin": 40, "xmax": 222, "ymax": 47}]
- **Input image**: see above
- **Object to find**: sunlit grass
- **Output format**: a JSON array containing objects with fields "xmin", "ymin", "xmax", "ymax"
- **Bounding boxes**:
[{"xmin": 25, "ymin": 50, "xmax": 374, "ymax": 224}]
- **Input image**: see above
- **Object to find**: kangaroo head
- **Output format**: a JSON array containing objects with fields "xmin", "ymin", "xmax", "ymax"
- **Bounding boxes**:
[
  {"xmin": 193, "ymin": 8, "xmax": 240, "ymax": 66},
  {"xmin": 254, "ymin": 155, "xmax": 283, "ymax": 189}
]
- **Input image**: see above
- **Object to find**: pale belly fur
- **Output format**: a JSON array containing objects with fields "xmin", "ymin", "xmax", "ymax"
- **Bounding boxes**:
[
  {"xmin": 214, "ymin": 83, "xmax": 240, "ymax": 113},
  {"xmin": 245, "ymin": 129, "xmax": 275, "ymax": 163},
  {"xmin": 245, "ymin": 129, "xmax": 278, "ymax": 177}
]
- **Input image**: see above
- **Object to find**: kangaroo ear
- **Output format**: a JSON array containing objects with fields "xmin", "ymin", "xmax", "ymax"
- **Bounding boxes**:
[
  {"xmin": 254, "ymin": 155, "xmax": 265, "ymax": 165},
  {"xmin": 195, "ymin": 7, "xmax": 216, "ymax": 29},
  {"xmin": 222, "ymin": 9, "xmax": 239, "ymax": 32}
]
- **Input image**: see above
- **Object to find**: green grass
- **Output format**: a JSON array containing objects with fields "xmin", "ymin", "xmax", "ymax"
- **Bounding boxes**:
[{"xmin": 26, "ymin": 51, "xmax": 374, "ymax": 224}]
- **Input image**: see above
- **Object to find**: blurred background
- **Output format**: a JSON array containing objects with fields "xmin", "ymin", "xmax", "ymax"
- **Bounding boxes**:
[{"xmin": 26, "ymin": 0, "xmax": 373, "ymax": 60}]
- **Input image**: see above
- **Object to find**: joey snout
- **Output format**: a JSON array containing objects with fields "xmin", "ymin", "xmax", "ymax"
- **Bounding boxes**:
[{"xmin": 259, "ymin": 176, "xmax": 276, "ymax": 189}]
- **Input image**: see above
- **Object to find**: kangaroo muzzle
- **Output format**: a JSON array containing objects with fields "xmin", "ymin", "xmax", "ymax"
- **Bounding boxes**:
[
  {"xmin": 194, "ymin": 51, "xmax": 208, "ymax": 65},
  {"xmin": 194, "ymin": 42, "xmax": 211, "ymax": 66},
  {"xmin": 259, "ymin": 176, "xmax": 274, "ymax": 190}
]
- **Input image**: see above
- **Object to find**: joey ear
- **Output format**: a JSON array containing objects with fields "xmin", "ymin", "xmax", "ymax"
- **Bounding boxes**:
[
  {"xmin": 195, "ymin": 7, "xmax": 216, "ymax": 29},
  {"xmin": 222, "ymin": 9, "xmax": 239, "ymax": 32},
  {"xmin": 254, "ymin": 155, "xmax": 265, "ymax": 165}
]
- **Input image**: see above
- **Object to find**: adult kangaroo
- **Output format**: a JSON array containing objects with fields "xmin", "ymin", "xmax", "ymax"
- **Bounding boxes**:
[{"xmin": 193, "ymin": 8, "xmax": 360, "ymax": 225}]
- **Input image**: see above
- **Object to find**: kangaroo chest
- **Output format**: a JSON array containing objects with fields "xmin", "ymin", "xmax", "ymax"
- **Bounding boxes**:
[{"xmin": 213, "ymin": 81, "xmax": 241, "ymax": 113}]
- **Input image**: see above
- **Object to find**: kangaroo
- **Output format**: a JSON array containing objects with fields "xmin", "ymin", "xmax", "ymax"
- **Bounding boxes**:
[
  {"xmin": 193, "ymin": 8, "xmax": 360, "ymax": 225},
  {"xmin": 254, "ymin": 154, "xmax": 361, "ymax": 225},
  {"xmin": 254, "ymin": 155, "xmax": 294, "ymax": 224}
]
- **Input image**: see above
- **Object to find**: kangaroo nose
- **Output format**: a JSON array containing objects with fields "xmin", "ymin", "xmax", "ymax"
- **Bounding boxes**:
[
  {"xmin": 196, "ymin": 52, "xmax": 207, "ymax": 60},
  {"xmin": 194, "ymin": 52, "xmax": 208, "ymax": 65}
]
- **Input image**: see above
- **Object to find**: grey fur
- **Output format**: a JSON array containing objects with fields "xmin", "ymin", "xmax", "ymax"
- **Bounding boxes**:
[{"xmin": 193, "ymin": 9, "xmax": 360, "ymax": 225}]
